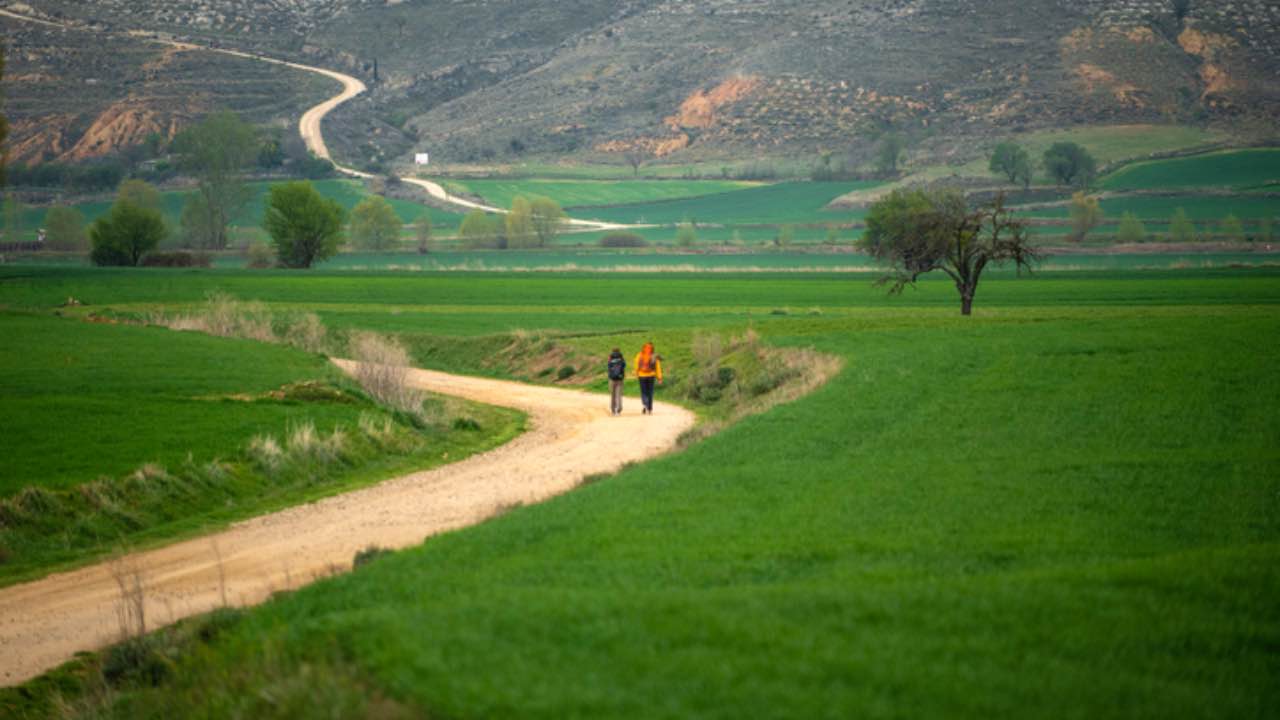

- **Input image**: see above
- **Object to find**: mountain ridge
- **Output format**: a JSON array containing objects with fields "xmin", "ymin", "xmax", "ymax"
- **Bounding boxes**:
[{"xmin": 2, "ymin": 0, "xmax": 1277, "ymax": 170}]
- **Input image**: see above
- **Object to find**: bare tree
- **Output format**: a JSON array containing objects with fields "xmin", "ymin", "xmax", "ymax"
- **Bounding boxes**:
[
  {"xmin": 624, "ymin": 150, "xmax": 646, "ymax": 177},
  {"xmin": 861, "ymin": 189, "xmax": 1039, "ymax": 315}
]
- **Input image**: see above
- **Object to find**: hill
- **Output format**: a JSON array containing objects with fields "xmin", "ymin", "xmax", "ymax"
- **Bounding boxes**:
[{"xmin": 2, "ymin": 0, "xmax": 1278, "ymax": 170}]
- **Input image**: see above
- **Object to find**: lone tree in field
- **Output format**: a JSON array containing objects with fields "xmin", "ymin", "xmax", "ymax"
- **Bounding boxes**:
[
  {"xmin": 174, "ymin": 111, "xmax": 257, "ymax": 250},
  {"xmin": 89, "ymin": 201, "xmax": 168, "ymax": 266},
  {"xmin": 989, "ymin": 142, "xmax": 1033, "ymax": 188},
  {"xmin": 1043, "ymin": 142, "xmax": 1097, "ymax": 188},
  {"xmin": 861, "ymin": 189, "xmax": 1039, "ymax": 316},
  {"xmin": 624, "ymin": 150, "xmax": 646, "ymax": 177},
  {"xmin": 263, "ymin": 181, "xmax": 344, "ymax": 268},
  {"xmin": 349, "ymin": 195, "xmax": 402, "ymax": 250}
]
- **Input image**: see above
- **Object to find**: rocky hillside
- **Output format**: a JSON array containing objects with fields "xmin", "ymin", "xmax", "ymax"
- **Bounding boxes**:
[
  {"xmin": 3, "ymin": 0, "xmax": 1278, "ymax": 169},
  {"xmin": 0, "ymin": 8, "xmax": 334, "ymax": 166}
]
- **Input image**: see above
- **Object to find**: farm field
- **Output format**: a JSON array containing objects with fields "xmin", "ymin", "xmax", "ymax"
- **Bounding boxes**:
[
  {"xmin": 249, "ymin": 250, "xmax": 1280, "ymax": 273},
  {"xmin": 444, "ymin": 178, "xmax": 759, "ymax": 209},
  {"xmin": 577, "ymin": 181, "xmax": 875, "ymax": 226},
  {"xmin": 1027, "ymin": 194, "xmax": 1280, "ymax": 222},
  {"xmin": 1099, "ymin": 149, "xmax": 1280, "ymax": 192},
  {"xmin": 1, "ymin": 263, "xmax": 1276, "ymax": 718},
  {"xmin": 0, "ymin": 301, "xmax": 523, "ymax": 586}
]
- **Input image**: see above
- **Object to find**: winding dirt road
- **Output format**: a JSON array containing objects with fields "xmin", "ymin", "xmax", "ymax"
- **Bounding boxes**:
[
  {"xmin": 0, "ymin": 12, "xmax": 678, "ymax": 686},
  {"xmin": 0, "ymin": 364, "xmax": 694, "ymax": 685},
  {"xmin": 1, "ymin": 7, "xmax": 625, "ymax": 229}
]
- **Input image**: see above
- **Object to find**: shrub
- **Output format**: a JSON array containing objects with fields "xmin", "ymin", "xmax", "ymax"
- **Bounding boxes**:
[
  {"xmin": 460, "ymin": 210, "xmax": 503, "ymax": 249},
  {"xmin": 1220, "ymin": 214, "xmax": 1245, "ymax": 243},
  {"xmin": 600, "ymin": 232, "xmax": 648, "ymax": 248},
  {"xmin": 348, "ymin": 331, "xmax": 424, "ymax": 414},
  {"xmin": 247, "ymin": 434, "xmax": 285, "ymax": 473},
  {"xmin": 676, "ymin": 221, "xmax": 697, "ymax": 248},
  {"xmin": 102, "ymin": 636, "xmax": 169, "ymax": 687},
  {"xmin": 1116, "ymin": 213, "xmax": 1146, "ymax": 244},
  {"xmin": 353, "ymin": 545, "xmax": 392, "ymax": 568},
  {"xmin": 161, "ymin": 291, "xmax": 277, "ymax": 343},
  {"xmin": 556, "ymin": 365, "xmax": 576, "ymax": 380},
  {"xmin": 246, "ymin": 241, "xmax": 275, "ymax": 268},
  {"xmin": 284, "ymin": 312, "xmax": 329, "ymax": 354},
  {"xmin": 43, "ymin": 205, "xmax": 89, "ymax": 251},
  {"xmin": 1169, "ymin": 208, "xmax": 1197, "ymax": 243},
  {"xmin": 348, "ymin": 195, "xmax": 402, "ymax": 250},
  {"xmin": 90, "ymin": 201, "xmax": 168, "ymax": 266},
  {"xmin": 140, "ymin": 251, "xmax": 213, "ymax": 268},
  {"xmin": 264, "ymin": 181, "xmax": 344, "ymax": 269}
]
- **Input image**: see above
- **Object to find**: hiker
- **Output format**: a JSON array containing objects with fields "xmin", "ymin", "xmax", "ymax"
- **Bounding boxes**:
[
  {"xmin": 607, "ymin": 348, "xmax": 626, "ymax": 415},
  {"xmin": 633, "ymin": 342, "xmax": 663, "ymax": 415}
]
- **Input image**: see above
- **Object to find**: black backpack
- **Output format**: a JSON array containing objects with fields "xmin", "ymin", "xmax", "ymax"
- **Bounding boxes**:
[{"xmin": 607, "ymin": 355, "xmax": 625, "ymax": 380}]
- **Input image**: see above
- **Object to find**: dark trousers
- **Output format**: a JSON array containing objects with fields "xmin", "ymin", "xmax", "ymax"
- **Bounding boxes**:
[{"xmin": 639, "ymin": 377, "xmax": 655, "ymax": 411}]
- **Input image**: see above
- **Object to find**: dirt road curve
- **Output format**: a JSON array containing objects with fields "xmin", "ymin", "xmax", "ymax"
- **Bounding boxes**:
[{"xmin": 0, "ymin": 364, "xmax": 694, "ymax": 686}]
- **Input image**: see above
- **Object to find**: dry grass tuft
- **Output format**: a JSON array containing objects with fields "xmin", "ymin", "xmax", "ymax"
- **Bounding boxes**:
[
  {"xmin": 247, "ymin": 434, "xmax": 285, "ymax": 473},
  {"xmin": 284, "ymin": 312, "xmax": 329, "ymax": 354},
  {"xmin": 348, "ymin": 331, "xmax": 425, "ymax": 415},
  {"xmin": 150, "ymin": 293, "xmax": 333, "ymax": 354}
]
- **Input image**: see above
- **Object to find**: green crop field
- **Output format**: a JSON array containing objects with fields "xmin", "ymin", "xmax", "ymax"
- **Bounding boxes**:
[
  {"xmin": 579, "ymin": 181, "xmax": 876, "ymax": 226},
  {"xmin": 2, "ymin": 263, "xmax": 1276, "ymax": 719},
  {"xmin": 446, "ymin": 178, "xmax": 759, "ymax": 209},
  {"xmin": 0, "ymin": 299, "xmax": 521, "ymax": 585},
  {"xmin": 1026, "ymin": 194, "xmax": 1280, "ymax": 223},
  {"xmin": 1100, "ymin": 149, "xmax": 1280, "ymax": 192},
  {"xmin": 250, "ymin": 250, "xmax": 1279, "ymax": 274},
  {"xmin": 0, "ymin": 312, "xmax": 366, "ymax": 495}
]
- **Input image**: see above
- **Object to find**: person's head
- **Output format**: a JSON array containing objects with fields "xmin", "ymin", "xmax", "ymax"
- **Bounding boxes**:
[
  {"xmin": 610, "ymin": 347, "xmax": 621, "ymax": 356},
  {"xmin": 641, "ymin": 341, "xmax": 654, "ymax": 355}
]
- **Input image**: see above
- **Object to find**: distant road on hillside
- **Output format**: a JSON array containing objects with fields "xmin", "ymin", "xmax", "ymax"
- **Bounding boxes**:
[{"xmin": 0, "ymin": 7, "xmax": 626, "ymax": 229}]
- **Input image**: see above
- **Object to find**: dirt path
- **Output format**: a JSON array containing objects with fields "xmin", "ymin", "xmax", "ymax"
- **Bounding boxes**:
[{"xmin": 0, "ymin": 364, "xmax": 694, "ymax": 686}]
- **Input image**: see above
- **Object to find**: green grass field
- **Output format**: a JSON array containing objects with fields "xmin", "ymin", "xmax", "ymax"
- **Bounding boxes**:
[
  {"xmin": 1, "ymin": 264, "xmax": 1276, "ymax": 718},
  {"xmin": 0, "ymin": 301, "xmax": 523, "ymax": 586},
  {"xmin": 579, "ymin": 181, "xmax": 875, "ymax": 226},
  {"xmin": 1100, "ymin": 149, "xmax": 1280, "ymax": 192},
  {"xmin": 445, "ymin": 178, "xmax": 759, "ymax": 209},
  {"xmin": 0, "ymin": 312, "xmax": 363, "ymax": 494},
  {"xmin": 1026, "ymin": 194, "xmax": 1280, "ymax": 223}
]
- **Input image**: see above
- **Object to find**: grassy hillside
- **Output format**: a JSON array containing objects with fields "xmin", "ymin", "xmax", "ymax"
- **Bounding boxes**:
[{"xmin": 1, "ymin": 265, "xmax": 1276, "ymax": 718}]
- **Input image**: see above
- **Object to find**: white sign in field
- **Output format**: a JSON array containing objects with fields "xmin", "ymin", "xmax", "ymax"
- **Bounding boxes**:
[{"xmin": 414, "ymin": 152, "xmax": 430, "ymax": 165}]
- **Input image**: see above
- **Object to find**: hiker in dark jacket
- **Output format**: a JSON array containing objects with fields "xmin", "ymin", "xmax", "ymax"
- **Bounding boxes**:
[{"xmin": 607, "ymin": 348, "xmax": 626, "ymax": 415}]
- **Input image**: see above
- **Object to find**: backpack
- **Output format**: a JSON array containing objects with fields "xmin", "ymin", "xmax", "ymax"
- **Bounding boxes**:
[{"xmin": 607, "ymin": 355, "xmax": 625, "ymax": 381}]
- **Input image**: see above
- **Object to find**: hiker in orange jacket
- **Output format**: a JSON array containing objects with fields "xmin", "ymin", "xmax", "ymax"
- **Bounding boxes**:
[{"xmin": 634, "ymin": 342, "xmax": 663, "ymax": 415}]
